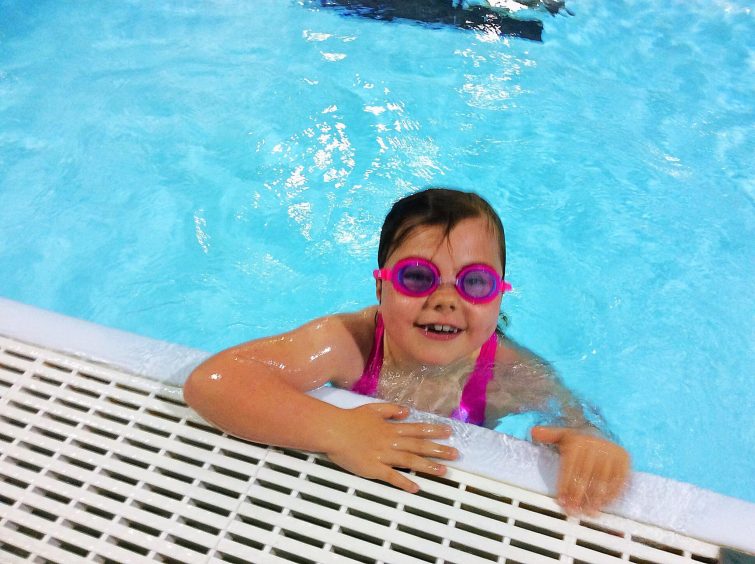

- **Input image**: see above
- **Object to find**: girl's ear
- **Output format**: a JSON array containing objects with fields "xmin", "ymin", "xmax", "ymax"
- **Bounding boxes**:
[{"xmin": 375, "ymin": 280, "xmax": 382, "ymax": 304}]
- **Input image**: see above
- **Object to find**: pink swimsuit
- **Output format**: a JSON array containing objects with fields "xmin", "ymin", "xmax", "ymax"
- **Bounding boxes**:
[{"xmin": 351, "ymin": 314, "xmax": 498, "ymax": 426}]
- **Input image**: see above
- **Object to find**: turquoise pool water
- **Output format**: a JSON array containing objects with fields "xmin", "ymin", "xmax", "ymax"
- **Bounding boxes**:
[{"xmin": 1, "ymin": 0, "xmax": 753, "ymax": 503}]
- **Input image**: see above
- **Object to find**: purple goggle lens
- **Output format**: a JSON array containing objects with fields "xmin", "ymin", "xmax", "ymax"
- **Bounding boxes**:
[{"xmin": 374, "ymin": 257, "xmax": 512, "ymax": 304}]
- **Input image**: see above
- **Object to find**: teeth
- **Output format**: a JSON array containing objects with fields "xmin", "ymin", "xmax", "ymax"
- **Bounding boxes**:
[{"xmin": 428, "ymin": 324, "xmax": 458, "ymax": 333}]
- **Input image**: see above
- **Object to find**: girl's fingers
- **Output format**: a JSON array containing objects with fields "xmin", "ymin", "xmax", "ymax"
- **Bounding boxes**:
[
  {"xmin": 606, "ymin": 458, "xmax": 630, "ymax": 501},
  {"xmin": 560, "ymin": 441, "xmax": 630, "ymax": 515},
  {"xmin": 531, "ymin": 425, "xmax": 567, "ymax": 445},
  {"xmin": 335, "ymin": 405, "xmax": 461, "ymax": 493},
  {"xmin": 594, "ymin": 446, "xmax": 629, "ymax": 507},
  {"xmin": 380, "ymin": 467, "xmax": 420, "ymax": 493},
  {"xmin": 368, "ymin": 403, "xmax": 409, "ymax": 420},
  {"xmin": 556, "ymin": 445, "xmax": 579, "ymax": 510},
  {"xmin": 584, "ymin": 459, "xmax": 613, "ymax": 514},
  {"xmin": 363, "ymin": 405, "xmax": 452, "ymax": 438},
  {"xmin": 395, "ymin": 437, "xmax": 458, "ymax": 460},
  {"xmin": 395, "ymin": 422, "xmax": 453, "ymax": 439},
  {"xmin": 563, "ymin": 449, "xmax": 597, "ymax": 514},
  {"xmin": 385, "ymin": 451, "xmax": 448, "ymax": 477}
]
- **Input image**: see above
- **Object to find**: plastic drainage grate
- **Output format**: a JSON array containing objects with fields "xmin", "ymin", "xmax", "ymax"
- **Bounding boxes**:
[{"xmin": 0, "ymin": 335, "xmax": 721, "ymax": 564}]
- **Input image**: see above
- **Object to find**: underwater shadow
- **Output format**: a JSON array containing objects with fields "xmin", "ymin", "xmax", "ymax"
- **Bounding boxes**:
[{"xmin": 317, "ymin": 0, "xmax": 546, "ymax": 42}]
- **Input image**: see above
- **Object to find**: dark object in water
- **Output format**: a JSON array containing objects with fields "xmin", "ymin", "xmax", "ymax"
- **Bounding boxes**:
[
  {"xmin": 720, "ymin": 547, "xmax": 755, "ymax": 564},
  {"xmin": 517, "ymin": 0, "xmax": 571, "ymax": 16},
  {"xmin": 317, "ymin": 0, "xmax": 545, "ymax": 42}
]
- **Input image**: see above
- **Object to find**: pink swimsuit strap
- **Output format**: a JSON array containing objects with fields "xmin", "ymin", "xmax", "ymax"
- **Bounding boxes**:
[
  {"xmin": 449, "ymin": 331, "xmax": 497, "ymax": 426},
  {"xmin": 350, "ymin": 313, "xmax": 385, "ymax": 397},
  {"xmin": 351, "ymin": 313, "xmax": 498, "ymax": 427}
]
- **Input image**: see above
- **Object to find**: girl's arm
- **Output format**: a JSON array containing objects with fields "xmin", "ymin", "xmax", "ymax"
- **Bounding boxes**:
[
  {"xmin": 489, "ymin": 337, "xmax": 630, "ymax": 516},
  {"xmin": 488, "ymin": 336, "xmax": 600, "ymax": 431},
  {"xmin": 183, "ymin": 309, "xmax": 457, "ymax": 492}
]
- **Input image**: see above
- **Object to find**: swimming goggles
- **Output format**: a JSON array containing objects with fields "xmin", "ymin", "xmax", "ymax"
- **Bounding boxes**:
[{"xmin": 374, "ymin": 257, "xmax": 512, "ymax": 304}]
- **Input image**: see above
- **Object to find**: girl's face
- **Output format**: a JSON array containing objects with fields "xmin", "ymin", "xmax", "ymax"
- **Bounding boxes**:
[{"xmin": 377, "ymin": 216, "xmax": 503, "ymax": 368}]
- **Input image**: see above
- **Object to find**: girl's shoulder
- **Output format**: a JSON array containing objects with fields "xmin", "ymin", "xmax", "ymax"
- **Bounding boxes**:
[
  {"xmin": 228, "ymin": 307, "xmax": 378, "ymax": 390},
  {"xmin": 330, "ymin": 306, "xmax": 377, "ymax": 342},
  {"xmin": 493, "ymin": 334, "xmax": 530, "ymax": 365},
  {"xmin": 322, "ymin": 306, "xmax": 378, "ymax": 387},
  {"xmin": 295, "ymin": 306, "xmax": 376, "ymax": 339}
]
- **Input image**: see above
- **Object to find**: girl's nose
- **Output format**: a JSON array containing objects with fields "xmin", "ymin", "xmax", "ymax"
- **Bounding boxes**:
[{"xmin": 426, "ymin": 283, "xmax": 458, "ymax": 311}]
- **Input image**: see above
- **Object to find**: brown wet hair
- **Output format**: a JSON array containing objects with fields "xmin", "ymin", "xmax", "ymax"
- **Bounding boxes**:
[{"xmin": 378, "ymin": 187, "xmax": 506, "ymax": 275}]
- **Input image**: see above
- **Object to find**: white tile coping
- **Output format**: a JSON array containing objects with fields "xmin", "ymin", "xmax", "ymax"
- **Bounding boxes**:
[{"xmin": 1, "ymin": 297, "xmax": 753, "ymax": 554}]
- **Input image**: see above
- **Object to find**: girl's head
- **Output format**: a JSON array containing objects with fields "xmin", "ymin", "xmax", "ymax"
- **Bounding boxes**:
[
  {"xmin": 376, "ymin": 188, "xmax": 508, "ymax": 367},
  {"xmin": 378, "ymin": 188, "xmax": 506, "ymax": 274}
]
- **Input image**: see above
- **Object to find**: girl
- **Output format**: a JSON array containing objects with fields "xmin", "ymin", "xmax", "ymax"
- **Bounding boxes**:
[{"xmin": 184, "ymin": 188, "xmax": 629, "ymax": 516}]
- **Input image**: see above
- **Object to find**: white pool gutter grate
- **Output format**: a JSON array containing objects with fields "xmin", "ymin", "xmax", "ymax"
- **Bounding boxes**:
[{"xmin": 0, "ymin": 335, "xmax": 723, "ymax": 563}]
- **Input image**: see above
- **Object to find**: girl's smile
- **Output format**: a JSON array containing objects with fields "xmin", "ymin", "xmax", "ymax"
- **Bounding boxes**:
[{"xmin": 417, "ymin": 323, "xmax": 463, "ymax": 340}]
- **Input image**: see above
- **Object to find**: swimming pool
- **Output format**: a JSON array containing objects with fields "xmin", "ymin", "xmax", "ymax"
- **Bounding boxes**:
[{"xmin": 0, "ymin": 0, "xmax": 753, "ymax": 510}]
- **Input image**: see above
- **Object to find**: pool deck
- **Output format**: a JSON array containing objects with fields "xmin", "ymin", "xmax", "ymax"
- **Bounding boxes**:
[{"xmin": 1, "ymin": 297, "xmax": 753, "ymax": 559}]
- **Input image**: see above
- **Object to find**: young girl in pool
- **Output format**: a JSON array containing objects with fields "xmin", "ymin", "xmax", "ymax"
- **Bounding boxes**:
[{"xmin": 184, "ymin": 188, "xmax": 629, "ymax": 516}]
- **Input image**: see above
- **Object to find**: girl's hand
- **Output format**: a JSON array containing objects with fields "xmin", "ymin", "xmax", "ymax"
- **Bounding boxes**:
[
  {"xmin": 531, "ymin": 426, "xmax": 630, "ymax": 516},
  {"xmin": 326, "ymin": 403, "xmax": 459, "ymax": 493}
]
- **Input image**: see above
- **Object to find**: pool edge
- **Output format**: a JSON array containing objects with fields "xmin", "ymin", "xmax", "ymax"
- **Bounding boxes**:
[{"xmin": 1, "ymin": 297, "xmax": 753, "ymax": 554}]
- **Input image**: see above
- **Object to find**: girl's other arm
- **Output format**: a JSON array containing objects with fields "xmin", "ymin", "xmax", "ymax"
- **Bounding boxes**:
[
  {"xmin": 183, "ymin": 310, "xmax": 457, "ymax": 492},
  {"xmin": 491, "ymin": 337, "xmax": 630, "ymax": 516},
  {"xmin": 490, "ymin": 337, "xmax": 599, "ymax": 432}
]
